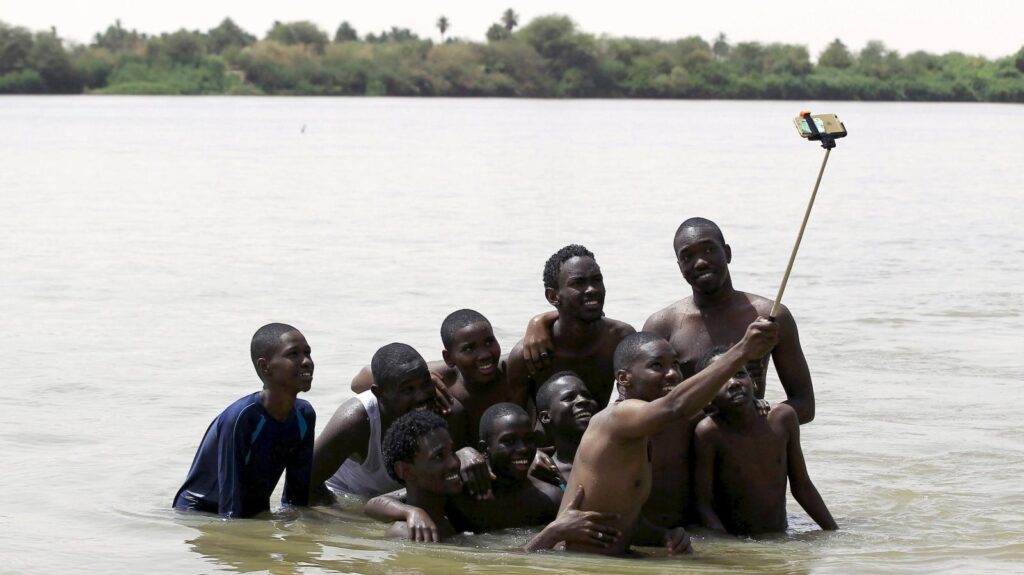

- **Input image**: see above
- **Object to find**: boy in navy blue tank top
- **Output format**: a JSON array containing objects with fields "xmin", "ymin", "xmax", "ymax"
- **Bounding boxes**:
[{"xmin": 173, "ymin": 323, "xmax": 316, "ymax": 518}]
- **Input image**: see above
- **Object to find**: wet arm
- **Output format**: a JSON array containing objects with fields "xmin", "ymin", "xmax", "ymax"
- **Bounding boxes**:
[
  {"xmin": 771, "ymin": 305, "xmax": 815, "ymax": 424},
  {"xmin": 309, "ymin": 399, "xmax": 370, "ymax": 505},
  {"xmin": 785, "ymin": 409, "xmax": 837, "ymax": 530}
]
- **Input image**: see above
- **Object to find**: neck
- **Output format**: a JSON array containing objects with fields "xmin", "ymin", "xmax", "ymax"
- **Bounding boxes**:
[
  {"xmin": 691, "ymin": 276, "xmax": 735, "ymax": 309},
  {"xmin": 718, "ymin": 403, "xmax": 758, "ymax": 428},
  {"xmin": 405, "ymin": 486, "xmax": 448, "ymax": 521},
  {"xmin": 552, "ymin": 316, "xmax": 601, "ymax": 350},
  {"xmin": 553, "ymin": 433, "xmax": 580, "ymax": 465},
  {"xmin": 260, "ymin": 387, "xmax": 297, "ymax": 422}
]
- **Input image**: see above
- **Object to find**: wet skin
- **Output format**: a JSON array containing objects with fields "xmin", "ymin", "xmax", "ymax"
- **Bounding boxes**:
[
  {"xmin": 693, "ymin": 361, "xmax": 836, "ymax": 535},
  {"xmin": 643, "ymin": 224, "xmax": 815, "ymax": 424},
  {"xmin": 537, "ymin": 375, "xmax": 598, "ymax": 478},
  {"xmin": 508, "ymin": 256, "xmax": 636, "ymax": 410},
  {"xmin": 386, "ymin": 427, "xmax": 463, "ymax": 540}
]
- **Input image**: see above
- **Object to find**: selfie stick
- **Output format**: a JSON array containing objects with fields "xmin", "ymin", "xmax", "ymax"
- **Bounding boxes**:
[{"xmin": 768, "ymin": 112, "xmax": 844, "ymax": 320}]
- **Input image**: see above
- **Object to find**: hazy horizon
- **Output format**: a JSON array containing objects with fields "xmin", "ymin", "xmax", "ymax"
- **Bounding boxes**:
[{"xmin": 4, "ymin": 0, "xmax": 1023, "ymax": 60}]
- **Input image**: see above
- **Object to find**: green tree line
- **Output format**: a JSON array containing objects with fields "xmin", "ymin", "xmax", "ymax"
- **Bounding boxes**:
[{"xmin": 2, "ymin": 14, "xmax": 1023, "ymax": 100}]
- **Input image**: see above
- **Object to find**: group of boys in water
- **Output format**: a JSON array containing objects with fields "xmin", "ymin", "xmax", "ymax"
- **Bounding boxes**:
[{"xmin": 173, "ymin": 217, "xmax": 837, "ymax": 557}]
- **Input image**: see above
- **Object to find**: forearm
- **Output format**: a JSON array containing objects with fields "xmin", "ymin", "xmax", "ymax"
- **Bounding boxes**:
[
  {"xmin": 524, "ymin": 523, "xmax": 565, "ymax": 551},
  {"xmin": 365, "ymin": 494, "xmax": 419, "ymax": 523},
  {"xmin": 792, "ymin": 482, "xmax": 837, "ymax": 530},
  {"xmin": 782, "ymin": 395, "xmax": 814, "ymax": 424}
]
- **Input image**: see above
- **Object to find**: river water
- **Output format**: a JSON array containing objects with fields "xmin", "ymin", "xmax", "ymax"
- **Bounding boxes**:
[{"xmin": 1, "ymin": 96, "xmax": 1022, "ymax": 574}]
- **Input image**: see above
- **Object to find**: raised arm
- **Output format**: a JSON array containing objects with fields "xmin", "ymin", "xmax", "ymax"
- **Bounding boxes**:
[
  {"xmin": 612, "ymin": 319, "xmax": 778, "ymax": 439},
  {"xmin": 692, "ymin": 419, "xmax": 726, "ymax": 532},
  {"xmin": 309, "ymin": 398, "xmax": 370, "ymax": 505},
  {"xmin": 783, "ymin": 406, "xmax": 836, "ymax": 530},
  {"xmin": 770, "ymin": 304, "xmax": 815, "ymax": 424}
]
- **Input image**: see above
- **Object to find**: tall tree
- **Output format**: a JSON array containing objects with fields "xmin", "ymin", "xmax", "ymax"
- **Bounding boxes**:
[
  {"xmin": 334, "ymin": 21, "xmax": 358, "ymax": 42},
  {"xmin": 818, "ymin": 38, "xmax": 852, "ymax": 69},
  {"xmin": 207, "ymin": 18, "xmax": 255, "ymax": 54},
  {"xmin": 486, "ymin": 23, "xmax": 510, "ymax": 43},
  {"xmin": 712, "ymin": 32, "xmax": 730, "ymax": 59},
  {"xmin": 501, "ymin": 9, "xmax": 519, "ymax": 32},
  {"xmin": 436, "ymin": 16, "xmax": 449, "ymax": 42}
]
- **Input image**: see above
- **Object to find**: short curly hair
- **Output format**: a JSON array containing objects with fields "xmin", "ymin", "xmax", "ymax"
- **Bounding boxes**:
[
  {"xmin": 542, "ymin": 244, "xmax": 595, "ymax": 290},
  {"xmin": 382, "ymin": 410, "xmax": 449, "ymax": 484}
]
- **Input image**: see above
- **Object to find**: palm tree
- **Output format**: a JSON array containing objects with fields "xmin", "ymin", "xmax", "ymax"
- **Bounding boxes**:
[
  {"xmin": 436, "ymin": 16, "xmax": 449, "ymax": 42},
  {"xmin": 501, "ymin": 9, "xmax": 519, "ymax": 32}
]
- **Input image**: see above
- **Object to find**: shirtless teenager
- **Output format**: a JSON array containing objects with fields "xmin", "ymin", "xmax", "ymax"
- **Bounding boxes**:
[
  {"xmin": 693, "ymin": 347, "xmax": 837, "ymax": 535},
  {"xmin": 550, "ymin": 321, "xmax": 778, "ymax": 556},
  {"xmin": 507, "ymin": 244, "xmax": 636, "ymax": 409},
  {"xmin": 535, "ymin": 371, "xmax": 599, "ymax": 480},
  {"xmin": 643, "ymin": 217, "xmax": 815, "ymax": 423}
]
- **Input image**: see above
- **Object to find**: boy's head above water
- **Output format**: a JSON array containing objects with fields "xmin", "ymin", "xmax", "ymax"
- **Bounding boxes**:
[
  {"xmin": 250, "ymin": 323, "xmax": 313, "ymax": 393},
  {"xmin": 536, "ymin": 371, "xmax": 597, "ymax": 437},
  {"xmin": 371, "ymin": 342, "xmax": 433, "ymax": 415},
  {"xmin": 383, "ymin": 410, "xmax": 461, "ymax": 494},
  {"xmin": 478, "ymin": 403, "xmax": 536, "ymax": 482},
  {"xmin": 542, "ymin": 244, "xmax": 605, "ymax": 323},
  {"xmin": 699, "ymin": 345, "xmax": 756, "ymax": 414},
  {"xmin": 613, "ymin": 332, "xmax": 683, "ymax": 402},
  {"xmin": 440, "ymin": 309, "xmax": 501, "ymax": 385}
]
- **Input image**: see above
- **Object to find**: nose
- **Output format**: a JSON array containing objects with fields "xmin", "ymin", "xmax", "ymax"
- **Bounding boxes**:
[
  {"xmin": 302, "ymin": 355, "xmax": 313, "ymax": 368},
  {"xmin": 665, "ymin": 365, "xmax": 682, "ymax": 385}
]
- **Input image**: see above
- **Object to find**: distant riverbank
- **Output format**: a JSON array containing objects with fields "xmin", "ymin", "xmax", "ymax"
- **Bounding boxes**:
[{"xmin": 2, "ymin": 15, "xmax": 1023, "ymax": 101}]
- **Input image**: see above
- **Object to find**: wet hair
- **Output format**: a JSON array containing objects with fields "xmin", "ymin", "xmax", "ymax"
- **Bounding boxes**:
[
  {"xmin": 479, "ymin": 402, "xmax": 530, "ymax": 444},
  {"xmin": 382, "ymin": 409, "xmax": 449, "ymax": 484},
  {"xmin": 250, "ymin": 323, "xmax": 299, "ymax": 370},
  {"xmin": 440, "ymin": 309, "xmax": 491, "ymax": 350},
  {"xmin": 697, "ymin": 345, "xmax": 731, "ymax": 372},
  {"xmin": 542, "ymin": 244, "xmax": 595, "ymax": 290},
  {"xmin": 371, "ymin": 343, "xmax": 428, "ymax": 391},
  {"xmin": 613, "ymin": 332, "xmax": 666, "ymax": 371},
  {"xmin": 536, "ymin": 370, "xmax": 584, "ymax": 412},
  {"xmin": 674, "ymin": 217, "xmax": 726, "ymax": 249}
]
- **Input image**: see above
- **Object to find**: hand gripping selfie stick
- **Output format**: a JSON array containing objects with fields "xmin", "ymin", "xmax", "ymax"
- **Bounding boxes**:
[{"xmin": 768, "ymin": 111, "xmax": 847, "ymax": 320}]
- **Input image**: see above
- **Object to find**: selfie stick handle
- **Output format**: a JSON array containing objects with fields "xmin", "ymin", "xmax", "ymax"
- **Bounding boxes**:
[{"xmin": 769, "ymin": 147, "xmax": 831, "ymax": 320}]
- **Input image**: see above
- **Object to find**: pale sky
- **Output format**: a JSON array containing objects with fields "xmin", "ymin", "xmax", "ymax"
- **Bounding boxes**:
[{"xmin": 3, "ymin": 0, "xmax": 1022, "ymax": 60}]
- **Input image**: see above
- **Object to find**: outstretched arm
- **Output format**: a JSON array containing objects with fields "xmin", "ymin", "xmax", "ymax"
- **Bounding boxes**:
[
  {"xmin": 309, "ymin": 399, "xmax": 370, "ymax": 505},
  {"xmin": 770, "ymin": 304, "xmax": 815, "ymax": 424},
  {"xmin": 365, "ymin": 489, "xmax": 442, "ymax": 542},
  {"xmin": 784, "ymin": 408, "xmax": 836, "ymax": 530},
  {"xmin": 611, "ymin": 319, "xmax": 778, "ymax": 439}
]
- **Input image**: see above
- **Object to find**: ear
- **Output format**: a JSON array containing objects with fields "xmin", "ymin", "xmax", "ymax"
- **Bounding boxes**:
[
  {"xmin": 615, "ymin": 369, "xmax": 630, "ymax": 388},
  {"xmin": 544, "ymin": 286, "xmax": 559, "ymax": 307},
  {"xmin": 395, "ymin": 460, "xmax": 414, "ymax": 483},
  {"xmin": 442, "ymin": 349, "xmax": 455, "ymax": 368},
  {"xmin": 724, "ymin": 243, "xmax": 732, "ymax": 264},
  {"xmin": 538, "ymin": 410, "xmax": 551, "ymax": 425},
  {"xmin": 477, "ymin": 440, "xmax": 489, "ymax": 457},
  {"xmin": 370, "ymin": 383, "xmax": 382, "ymax": 401}
]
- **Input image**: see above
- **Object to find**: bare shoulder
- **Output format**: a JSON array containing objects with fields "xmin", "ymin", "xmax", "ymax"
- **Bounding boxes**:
[
  {"xmin": 694, "ymin": 414, "xmax": 722, "ymax": 440},
  {"xmin": 768, "ymin": 402, "xmax": 800, "ymax": 428},
  {"xmin": 602, "ymin": 317, "xmax": 637, "ymax": 339},
  {"xmin": 530, "ymin": 476, "xmax": 564, "ymax": 504},
  {"xmin": 328, "ymin": 396, "xmax": 370, "ymax": 426},
  {"xmin": 644, "ymin": 298, "xmax": 696, "ymax": 328}
]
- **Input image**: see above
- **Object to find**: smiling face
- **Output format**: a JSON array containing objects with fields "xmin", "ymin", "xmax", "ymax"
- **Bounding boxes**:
[
  {"xmin": 482, "ymin": 412, "xmax": 537, "ymax": 482},
  {"xmin": 539, "ymin": 375, "xmax": 598, "ymax": 439},
  {"xmin": 259, "ymin": 330, "xmax": 314, "ymax": 393},
  {"xmin": 674, "ymin": 225, "xmax": 732, "ymax": 295},
  {"xmin": 376, "ymin": 365, "xmax": 435, "ymax": 417},
  {"xmin": 443, "ymin": 320, "xmax": 501, "ymax": 386},
  {"xmin": 547, "ymin": 256, "xmax": 605, "ymax": 323},
  {"xmin": 403, "ymin": 427, "xmax": 463, "ymax": 496},
  {"xmin": 617, "ymin": 339, "xmax": 683, "ymax": 402}
]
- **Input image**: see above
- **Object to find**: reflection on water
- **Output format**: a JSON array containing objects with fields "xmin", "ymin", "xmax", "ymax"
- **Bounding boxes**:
[{"xmin": 2, "ymin": 97, "xmax": 1023, "ymax": 573}]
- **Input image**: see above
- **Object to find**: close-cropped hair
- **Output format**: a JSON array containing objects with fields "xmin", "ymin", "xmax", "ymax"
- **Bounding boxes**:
[
  {"xmin": 250, "ymin": 323, "xmax": 299, "ymax": 369},
  {"xmin": 613, "ymin": 332, "xmax": 666, "ymax": 371},
  {"xmin": 674, "ymin": 217, "xmax": 726, "ymax": 248},
  {"xmin": 371, "ymin": 343, "xmax": 428, "ymax": 390},
  {"xmin": 542, "ymin": 244, "xmax": 595, "ymax": 290},
  {"xmin": 478, "ymin": 402, "xmax": 530, "ymax": 444},
  {"xmin": 535, "ymin": 370, "xmax": 583, "ymax": 411},
  {"xmin": 382, "ymin": 410, "xmax": 449, "ymax": 484},
  {"xmin": 697, "ymin": 344, "xmax": 732, "ymax": 372},
  {"xmin": 439, "ymin": 309, "xmax": 491, "ymax": 350}
]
